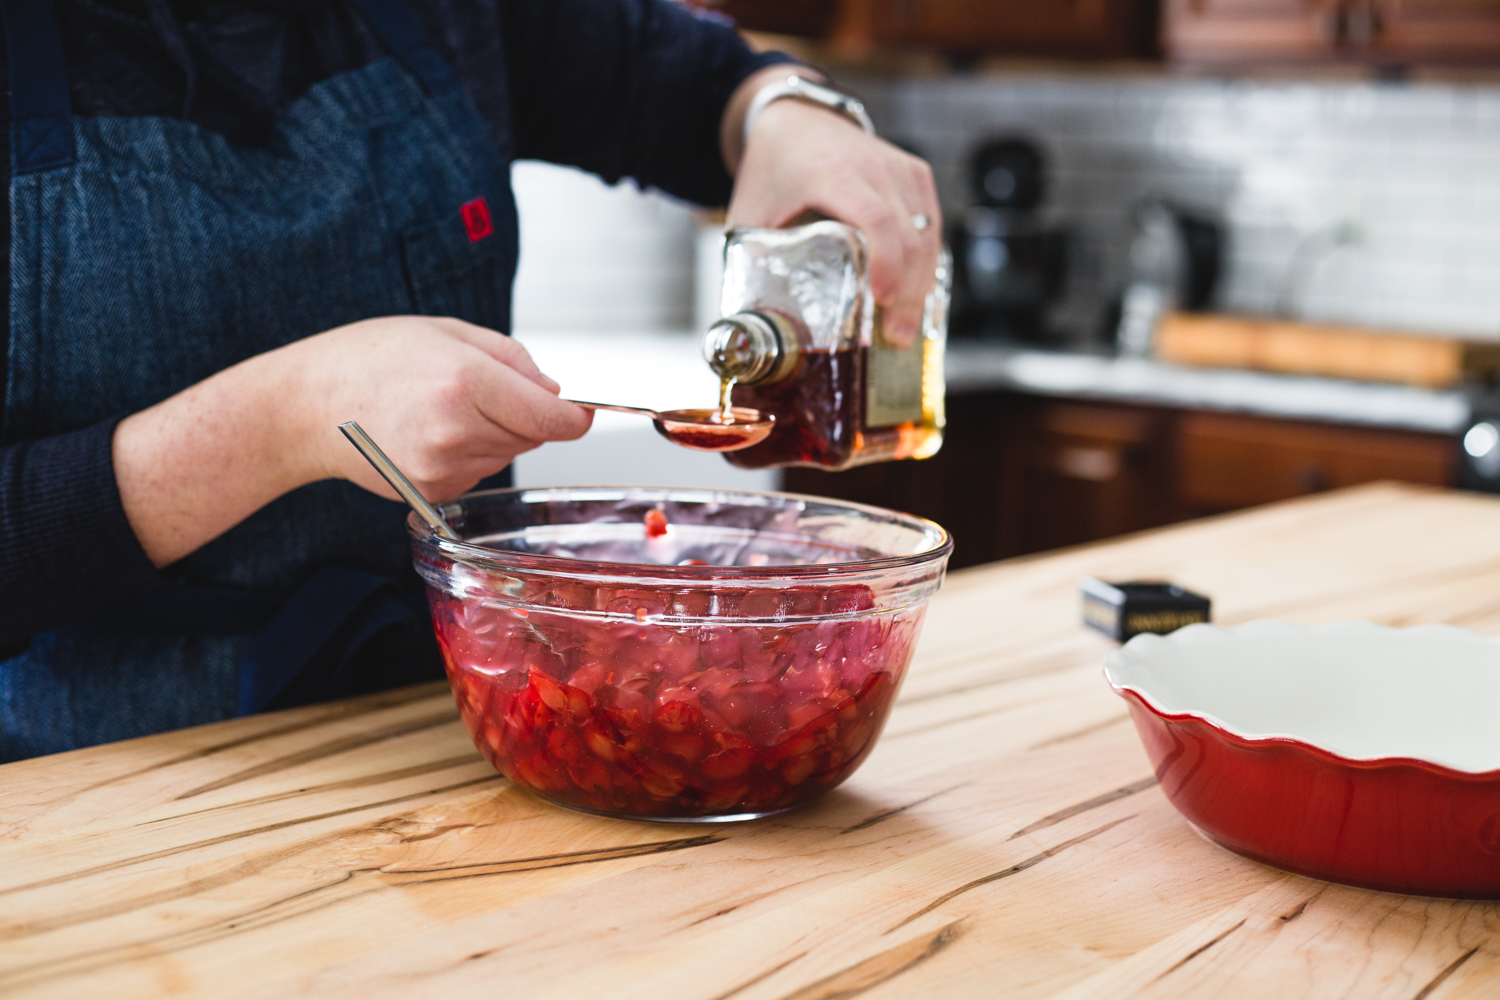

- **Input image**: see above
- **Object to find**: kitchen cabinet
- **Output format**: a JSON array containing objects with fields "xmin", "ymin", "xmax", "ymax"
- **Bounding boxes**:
[
  {"xmin": 783, "ymin": 393, "xmax": 1457, "ymax": 569},
  {"xmin": 786, "ymin": 396, "xmax": 1181, "ymax": 567},
  {"xmin": 1164, "ymin": 0, "xmax": 1500, "ymax": 66},
  {"xmin": 990, "ymin": 400, "xmax": 1180, "ymax": 555},
  {"xmin": 694, "ymin": 0, "xmax": 1500, "ymax": 64},
  {"xmin": 683, "ymin": 0, "xmax": 1158, "ymax": 58},
  {"xmin": 1174, "ymin": 410, "xmax": 1454, "ymax": 513},
  {"xmin": 680, "ymin": 0, "xmax": 841, "ymax": 38},
  {"xmin": 867, "ymin": 0, "xmax": 1159, "ymax": 58},
  {"xmin": 1373, "ymin": 0, "xmax": 1500, "ymax": 63},
  {"xmin": 1162, "ymin": 0, "xmax": 1343, "ymax": 64}
]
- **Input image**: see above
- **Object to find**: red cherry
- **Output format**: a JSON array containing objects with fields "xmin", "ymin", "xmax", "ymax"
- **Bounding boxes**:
[
  {"xmin": 641, "ymin": 771, "xmax": 686, "ymax": 799},
  {"xmin": 658, "ymin": 732, "xmax": 706, "ymax": 763},
  {"xmin": 570, "ymin": 758, "xmax": 613, "ymax": 794},
  {"xmin": 781, "ymin": 753, "xmax": 820, "ymax": 787},
  {"xmin": 671, "ymin": 590, "xmax": 712, "ymax": 615},
  {"xmin": 701, "ymin": 782, "xmax": 751, "ymax": 812},
  {"xmin": 433, "ymin": 567, "xmax": 920, "ymax": 818},
  {"xmin": 532, "ymin": 672, "xmax": 568, "ymax": 713},
  {"xmin": 784, "ymin": 587, "xmax": 827, "ymax": 616},
  {"xmin": 656, "ymin": 701, "xmax": 702, "ymax": 733},
  {"xmin": 584, "ymin": 724, "xmax": 622, "ymax": 762},
  {"xmin": 547, "ymin": 725, "xmax": 585, "ymax": 763},
  {"xmin": 826, "ymin": 584, "xmax": 876, "ymax": 614}
]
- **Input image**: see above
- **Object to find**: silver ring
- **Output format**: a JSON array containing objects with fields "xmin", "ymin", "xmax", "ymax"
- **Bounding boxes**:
[{"xmin": 912, "ymin": 212, "xmax": 931, "ymax": 231}]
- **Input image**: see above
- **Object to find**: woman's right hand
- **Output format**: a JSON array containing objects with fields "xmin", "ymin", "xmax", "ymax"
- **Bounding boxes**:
[
  {"xmin": 288, "ymin": 316, "xmax": 592, "ymax": 503},
  {"xmin": 114, "ymin": 316, "xmax": 591, "ymax": 568}
]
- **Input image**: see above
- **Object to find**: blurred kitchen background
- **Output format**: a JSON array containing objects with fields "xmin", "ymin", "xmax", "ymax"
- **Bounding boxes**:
[{"xmin": 514, "ymin": 0, "xmax": 1500, "ymax": 568}]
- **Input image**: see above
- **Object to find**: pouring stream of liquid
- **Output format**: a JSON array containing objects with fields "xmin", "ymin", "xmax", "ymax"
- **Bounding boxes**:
[{"xmin": 717, "ymin": 375, "xmax": 737, "ymax": 424}]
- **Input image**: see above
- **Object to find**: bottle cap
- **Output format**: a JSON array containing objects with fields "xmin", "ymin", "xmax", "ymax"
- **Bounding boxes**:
[{"xmin": 702, "ymin": 311, "xmax": 798, "ymax": 385}]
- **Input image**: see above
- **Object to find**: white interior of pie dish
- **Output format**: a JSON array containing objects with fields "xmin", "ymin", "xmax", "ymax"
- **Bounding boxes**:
[{"xmin": 1104, "ymin": 620, "xmax": 1500, "ymax": 773}]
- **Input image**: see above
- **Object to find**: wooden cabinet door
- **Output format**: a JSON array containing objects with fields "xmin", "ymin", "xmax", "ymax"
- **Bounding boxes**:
[
  {"xmin": 782, "ymin": 396, "xmax": 1178, "ymax": 568},
  {"xmin": 1166, "ymin": 0, "xmax": 1500, "ymax": 64},
  {"xmin": 1175, "ymin": 412, "xmax": 1454, "ymax": 513},
  {"xmin": 1164, "ymin": 0, "xmax": 1342, "ymax": 64},
  {"xmin": 1369, "ymin": 0, "xmax": 1500, "ymax": 63},
  {"xmin": 680, "ymin": 0, "xmax": 840, "ymax": 37},
  {"xmin": 994, "ymin": 401, "xmax": 1179, "ymax": 556},
  {"xmin": 870, "ymin": 0, "xmax": 1158, "ymax": 57}
]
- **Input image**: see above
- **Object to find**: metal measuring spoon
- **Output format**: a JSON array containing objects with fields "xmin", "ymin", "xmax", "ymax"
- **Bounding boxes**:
[
  {"xmin": 567, "ymin": 399, "xmax": 774, "ymax": 452},
  {"xmin": 339, "ymin": 421, "xmax": 460, "ymax": 540}
]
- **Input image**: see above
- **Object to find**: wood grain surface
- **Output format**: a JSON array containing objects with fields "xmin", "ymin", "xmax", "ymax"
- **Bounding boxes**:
[{"xmin": 2, "ymin": 483, "xmax": 1499, "ymax": 999}]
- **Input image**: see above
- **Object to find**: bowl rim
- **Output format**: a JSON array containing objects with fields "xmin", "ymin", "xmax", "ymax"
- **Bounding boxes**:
[
  {"xmin": 1104, "ymin": 619, "xmax": 1500, "ymax": 778},
  {"xmin": 407, "ymin": 484, "xmax": 954, "ymax": 581}
]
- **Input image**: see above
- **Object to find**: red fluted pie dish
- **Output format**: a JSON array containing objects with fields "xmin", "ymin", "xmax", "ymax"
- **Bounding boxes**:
[{"xmin": 1105, "ymin": 620, "xmax": 1500, "ymax": 898}]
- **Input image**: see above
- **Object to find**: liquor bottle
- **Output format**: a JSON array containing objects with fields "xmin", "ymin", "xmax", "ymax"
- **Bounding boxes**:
[{"xmin": 702, "ymin": 220, "xmax": 950, "ymax": 471}]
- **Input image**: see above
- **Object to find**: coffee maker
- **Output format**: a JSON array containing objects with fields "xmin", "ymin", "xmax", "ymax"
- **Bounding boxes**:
[
  {"xmin": 1114, "ymin": 198, "xmax": 1224, "ymax": 356},
  {"xmin": 949, "ymin": 137, "xmax": 1069, "ymax": 341}
]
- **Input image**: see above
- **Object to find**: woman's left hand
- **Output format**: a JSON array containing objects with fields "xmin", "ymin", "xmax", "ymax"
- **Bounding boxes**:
[{"xmin": 722, "ymin": 68, "xmax": 941, "ymax": 349}]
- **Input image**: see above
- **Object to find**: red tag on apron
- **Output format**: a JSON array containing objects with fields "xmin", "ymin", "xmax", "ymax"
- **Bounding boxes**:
[{"xmin": 460, "ymin": 197, "xmax": 493, "ymax": 242}]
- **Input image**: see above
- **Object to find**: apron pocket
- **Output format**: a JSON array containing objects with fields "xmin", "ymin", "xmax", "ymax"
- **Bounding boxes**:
[{"xmin": 400, "ymin": 207, "xmax": 508, "ymax": 321}]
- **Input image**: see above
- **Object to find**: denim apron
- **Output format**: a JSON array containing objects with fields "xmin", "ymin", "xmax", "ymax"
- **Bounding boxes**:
[{"xmin": 0, "ymin": 0, "xmax": 517, "ymax": 760}]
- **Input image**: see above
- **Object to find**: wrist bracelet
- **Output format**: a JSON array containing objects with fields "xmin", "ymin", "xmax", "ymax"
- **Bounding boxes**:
[{"xmin": 742, "ymin": 73, "xmax": 875, "ymax": 151}]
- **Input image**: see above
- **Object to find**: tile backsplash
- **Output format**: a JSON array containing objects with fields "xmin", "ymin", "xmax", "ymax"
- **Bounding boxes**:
[
  {"xmin": 511, "ymin": 71, "xmax": 1500, "ymax": 343},
  {"xmin": 859, "ymin": 72, "xmax": 1500, "ymax": 341}
]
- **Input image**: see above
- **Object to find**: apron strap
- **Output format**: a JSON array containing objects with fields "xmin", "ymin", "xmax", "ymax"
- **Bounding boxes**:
[
  {"xmin": 0, "ymin": 0, "xmax": 74, "ymax": 173},
  {"xmin": 0, "ymin": 0, "xmax": 453, "ymax": 177},
  {"xmin": 347, "ymin": 0, "xmax": 459, "ymax": 96}
]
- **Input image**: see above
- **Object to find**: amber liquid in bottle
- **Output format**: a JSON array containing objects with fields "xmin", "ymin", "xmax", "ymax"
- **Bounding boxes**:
[{"xmin": 724, "ymin": 336, "xmax": 945, "ymax": 471}]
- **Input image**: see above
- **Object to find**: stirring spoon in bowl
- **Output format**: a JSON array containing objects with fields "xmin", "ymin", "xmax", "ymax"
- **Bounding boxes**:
[
  {"xmin": 338, "ymin": 421, "xmax": 461, "ymax": 541},
  {"xmin": 567, "ymin": 399, "xmax": 774, "ymax": 452}
]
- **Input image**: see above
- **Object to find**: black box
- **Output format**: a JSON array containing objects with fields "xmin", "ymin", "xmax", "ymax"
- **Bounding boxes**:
[{"xmin": 1080, "ymin": 577, "xmax": 1211, "ymax": 642}]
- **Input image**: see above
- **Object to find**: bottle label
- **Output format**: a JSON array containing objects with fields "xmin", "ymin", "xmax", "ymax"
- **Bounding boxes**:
[{"xmin": 866, "ymin": 334, "xmax": 924, "ymax": 427}]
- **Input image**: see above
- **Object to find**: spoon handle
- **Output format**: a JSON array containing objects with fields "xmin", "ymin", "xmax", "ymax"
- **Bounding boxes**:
[
  {"xmin": 566, "ymin": 399, "xmax": 658, "ymax": 418},
  {"xmin": 338, "ymin": 421, "xmax": 461, "ymax": 541}
]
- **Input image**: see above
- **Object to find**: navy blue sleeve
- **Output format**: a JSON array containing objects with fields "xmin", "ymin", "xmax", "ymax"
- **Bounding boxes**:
[
  {"xmin": 0, "ymin": 419, "xmax": 161, "ymax": 649},
  {"xmin": 499, "ymin": 0, "xmax": 795, "ymax": 206}
]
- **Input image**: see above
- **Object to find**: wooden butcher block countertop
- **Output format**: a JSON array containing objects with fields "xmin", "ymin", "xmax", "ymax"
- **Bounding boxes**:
[{"xmin": 3, "ymin": 483, "xmax": 1500, "ymax": 999}]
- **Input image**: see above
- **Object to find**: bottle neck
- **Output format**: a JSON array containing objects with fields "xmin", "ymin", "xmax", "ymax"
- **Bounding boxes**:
[{"xmin": 702, "ymin": 311, "xmax": 799, "ymax": 385}]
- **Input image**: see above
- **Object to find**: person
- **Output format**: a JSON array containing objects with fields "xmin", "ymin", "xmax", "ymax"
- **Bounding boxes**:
[{"xmin": 0, "ymin": 0, "xmax": 941, "ymax": 761}]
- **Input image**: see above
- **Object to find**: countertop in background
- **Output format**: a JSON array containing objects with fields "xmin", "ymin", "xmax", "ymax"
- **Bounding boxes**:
[
  {"xmin": 946, "ymin": 341, "xmax": 1470, "ymax": 435},
  {"xmin": 514, "ymin": 334, "xmax": 1470, "ymax": 471}
]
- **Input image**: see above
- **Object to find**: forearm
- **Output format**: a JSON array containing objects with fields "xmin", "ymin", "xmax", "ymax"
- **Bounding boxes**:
[
  {"xmin": 114, "ymin": 345, "xmax": 316, "ymax": 568},
  {"xmin": 114, "ymin": 316, "xmax": 591, "ymax": 569},
  {"xmin": 719, "ymin": 65, "xmax": 821, "ymax": 177}
]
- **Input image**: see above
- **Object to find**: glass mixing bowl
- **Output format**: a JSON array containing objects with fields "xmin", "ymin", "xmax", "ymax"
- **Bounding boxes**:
[{"xmin": 410, "ymin": 486, "xmax": 952, "ymax": 822}]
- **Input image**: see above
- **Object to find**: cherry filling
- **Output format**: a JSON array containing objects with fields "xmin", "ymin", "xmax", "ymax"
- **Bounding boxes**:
[
  {"xmin": 661, "ymin": 424, "xmax": 762, "ymax": 450},
  {"xmin": 431, "ymin": 582, "xmax": 922, "ymax": 818}
]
